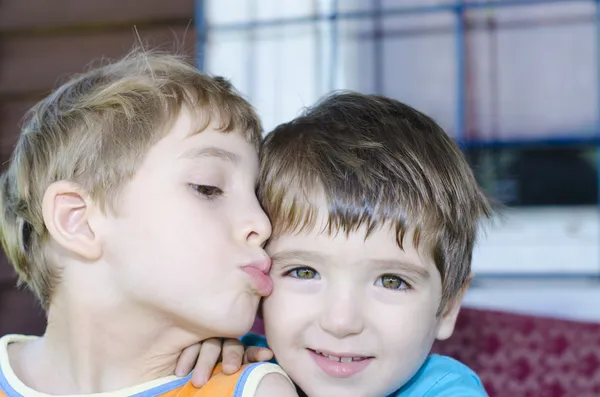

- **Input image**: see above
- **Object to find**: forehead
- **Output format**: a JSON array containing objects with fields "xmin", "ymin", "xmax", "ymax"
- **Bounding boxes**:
[
  {"xmin": 147, "ymin": 109, "xmax": 258, "ymax": 165},
  {"xmin": 268, "ymin": 222, "xmax": 434, "ymax": 269}
]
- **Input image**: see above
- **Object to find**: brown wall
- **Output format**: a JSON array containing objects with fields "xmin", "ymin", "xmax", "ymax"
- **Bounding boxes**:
[{"xmin": 0, "ymin": 0, "xmax": 195, "ymax": 336}]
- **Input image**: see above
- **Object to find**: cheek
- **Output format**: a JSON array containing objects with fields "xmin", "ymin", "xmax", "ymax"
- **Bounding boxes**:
[
  {"xmin": 261, "ymin": 303, "xmax": 286, "ymax": 353},
  {"xmin": 262, "ymin": 289, "xmax": 308, "ymax": 344},
  {"xmin": 368, "ymin": 293, "xmax": 440, "ymax": 344},
  {"xmin": 262, "ymin": 291, "xmax": 290, "ymax": 327},
  {"xmin": 113, "ymin": 203, "xmax": 227, "ymax": 271},
  {"xmin": 375, "ymin": 307, "xmax": 439, "ymax": 367},
  {"xmin": 263, "ymin": 277, "xmax": 321, "ymax": 319},
  {"xmin": 155, "ymin": 196, "xmax": 231, "ymax": 245}
]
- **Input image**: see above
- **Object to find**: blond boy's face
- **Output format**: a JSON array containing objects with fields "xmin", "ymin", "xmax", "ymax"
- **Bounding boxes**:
[
  {"xmin": 263, "ymin": 219, "xmax": 459, "ymax": 397},
  {"xmin": 101, "ymin": 109, "xmax": 272, "ymax": 338}
]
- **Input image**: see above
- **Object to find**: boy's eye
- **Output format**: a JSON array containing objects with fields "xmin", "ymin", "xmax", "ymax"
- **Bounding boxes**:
[
  {"xmin": 190, "ymin": 184, "xmax": 223, "ymax": 198},
  {"xmin": 376, "ymin": 274, "xmax": 410, "ymax": 290},
  {"xmin": 287, "ymin": 267, "xmax": 320, "ymax": 280}
]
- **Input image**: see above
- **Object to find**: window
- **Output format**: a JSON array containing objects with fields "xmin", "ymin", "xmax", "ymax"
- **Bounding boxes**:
[{"xmin": 199, "ymin": 0, "xmax": 600, "ymax": 280}]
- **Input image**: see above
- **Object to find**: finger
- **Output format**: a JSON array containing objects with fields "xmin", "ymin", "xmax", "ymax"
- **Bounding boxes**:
[
  {"xmin": 244, "ymin": 346, "xmax": 274, "ymax": 364},
  {"xmin": 175, "ymin": 343, "xmax": 201, "ymax": 377},
  {"xmin": 191, "ymin": 338, "xmax": 223, "ymax": 388},
  {"xmin": 221, "ymin": 339, "xmax": 245, "ymax": 375}
]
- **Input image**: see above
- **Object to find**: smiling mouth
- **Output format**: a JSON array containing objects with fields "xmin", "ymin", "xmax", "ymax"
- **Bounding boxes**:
[{"xmin": 310, "ymin": 349, "xmax": 372, "ymax": 363}]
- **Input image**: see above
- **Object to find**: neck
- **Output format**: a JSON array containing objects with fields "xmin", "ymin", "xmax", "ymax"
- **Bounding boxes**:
[{"xmin": 11, "ymin": 273, "xmax": 204, "ymax": 394}]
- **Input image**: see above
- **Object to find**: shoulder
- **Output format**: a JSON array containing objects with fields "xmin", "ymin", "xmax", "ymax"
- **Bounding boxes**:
[
  {"xmin": 237, "ymin": 335, "xmax": 296, "ymax": 395},
  {"xmin": 253, "ymin": 371, "xmax": 297, "ymax": 397},
  {"xmin": 236, "ymin": 362, "xmax": 296, "ymax": 397},
  {"xmin": 176, "ymin": 362, "xmax": 295, "ymax": 397},
  {"xmin": 0, "ymin": 334, "xmax": 39, "ymax": 397},
  {"xmin": 394, "ymin": 355, "xmax": 488, "ymax": 397}
]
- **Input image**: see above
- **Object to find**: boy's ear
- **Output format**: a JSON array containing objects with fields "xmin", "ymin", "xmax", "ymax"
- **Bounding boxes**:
[
  {"xmin": 42, "ymin": 181, "xmax": 103, "ymax": 261},
  {"xmin": 435, "ymin": 275, "xmax": 472, "ymax": 341}
]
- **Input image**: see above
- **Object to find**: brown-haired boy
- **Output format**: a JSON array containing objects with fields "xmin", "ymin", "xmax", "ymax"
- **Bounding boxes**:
[
  {"xmin": 243, "ymin": 91, "xmax": 492, "ymax": 396},
  {"xmin": 0, "ymin": 51, "xmax": 296, "ymax": 396}
]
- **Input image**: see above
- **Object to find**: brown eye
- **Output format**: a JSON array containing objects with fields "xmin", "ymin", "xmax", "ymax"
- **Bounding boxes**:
[
  {"xmin": 191, "ymin": 184, "xmax": 223, "ymax": 198},
  {"xmin": 377, "ymin": 274, "xmax": 409, "ymax": 290}
]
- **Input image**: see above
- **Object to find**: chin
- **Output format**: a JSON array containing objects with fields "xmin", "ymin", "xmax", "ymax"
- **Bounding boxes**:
[
  {"xmin": 228, "ymin": 297, "xmax": 260, "ymax": 331},
  {"xmin": 175, "ymin": 295, "xmax": 258, "ymax": 338},
  {"xmin": 233, "ymin": 315, "xmax": 256, "ymax": 335},
  {"xmin": 211, "ymin": 313, "xmax": 255, "ymax": 339},
  {"xmin": 216, "ymin": 323, "xmax": 253, "ymax": 339},
  {"xmin": 299, "ymin": 386, "xmax": 360, "ymax": 397}
]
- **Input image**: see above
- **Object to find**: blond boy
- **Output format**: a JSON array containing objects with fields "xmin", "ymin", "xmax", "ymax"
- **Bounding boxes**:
[{"xmin": 0, "ymin": 51, "xmax": 296, "ymax": 396}]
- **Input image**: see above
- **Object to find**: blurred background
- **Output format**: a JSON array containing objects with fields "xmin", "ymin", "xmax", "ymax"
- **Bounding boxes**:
[
  {"xmin": 1, "ymin": 0, "xmax": 600, "ymax": 395},
  {"xmin": 205, "ymin": 0, "xmax": 600, "ymax": 322}
]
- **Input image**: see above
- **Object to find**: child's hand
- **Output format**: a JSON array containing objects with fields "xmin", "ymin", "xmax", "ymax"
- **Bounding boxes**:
[{"xmin": 175, "ymin": 338, "xmax": 274, "ymax": 388}]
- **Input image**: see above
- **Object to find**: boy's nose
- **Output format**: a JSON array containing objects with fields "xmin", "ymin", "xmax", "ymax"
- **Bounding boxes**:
[
  {"xmin": 318, "ymin": 291, "xmax": 364, "ymax": 338},
  {"xmin": 239, "ymin": 199, "xmax": 272, "ymax": 247}
]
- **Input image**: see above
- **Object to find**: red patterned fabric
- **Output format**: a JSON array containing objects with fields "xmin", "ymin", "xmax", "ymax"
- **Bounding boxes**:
[{"xmin": 433, "ymin": 308, "xmax": 600, "ymax": 397}]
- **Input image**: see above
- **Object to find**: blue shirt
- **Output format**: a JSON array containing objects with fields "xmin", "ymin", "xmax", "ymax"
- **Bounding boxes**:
[
  {"xmin": 241, "ymin": 334, "xmax": 488, "ymax": 396},
  {"xmin": 394, "ymin": 354, "xmax": 487, "ymax": 396}
]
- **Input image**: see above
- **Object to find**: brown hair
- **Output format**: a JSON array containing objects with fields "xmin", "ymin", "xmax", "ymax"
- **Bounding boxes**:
[
  {"xmin": 0, "ymin": 49, "xmax": 262, "ymax": 308},
  {"xmin": 259, "ymin": 91, "xmax": 491, "ymax": 307}
]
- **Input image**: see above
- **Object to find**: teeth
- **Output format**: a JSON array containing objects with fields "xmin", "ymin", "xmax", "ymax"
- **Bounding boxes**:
[{"xmin": 315, "ymin": 350, "xmax": 363, "ymax": 363}]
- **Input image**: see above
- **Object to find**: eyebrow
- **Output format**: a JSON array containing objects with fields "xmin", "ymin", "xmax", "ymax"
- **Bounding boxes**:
[
  {"xmin": 271, "ymin": 249, "xmax": 329, "ymax": 265},
  {"xmin": 271, "ymin": 250, "xmax": 430, "ymax": 280},
  {"xmin": 180, "ymin": 147, "xmax": 239, "ymax": 164},
  {"xmin": 370, "ymin": 259, "xmax": 431, "ymax": 280}
]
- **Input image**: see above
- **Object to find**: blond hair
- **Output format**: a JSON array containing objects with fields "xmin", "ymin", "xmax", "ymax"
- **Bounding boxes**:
[
  {"xmin": 259, "ymin": 92, "xmax": 491, "ymax": 308},
  {"xmin": 0, "ymin": 50, "xmax": 262, "ymax": 308}
]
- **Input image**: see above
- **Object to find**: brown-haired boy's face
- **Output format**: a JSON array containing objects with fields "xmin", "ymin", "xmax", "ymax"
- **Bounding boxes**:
[
  {"xmin": 97, "ymin": 109, "xmax": 272, "ymax": 339},
  {"xmin": 262, "ymin": 212, "xmax": 461, "ymax": 397}
]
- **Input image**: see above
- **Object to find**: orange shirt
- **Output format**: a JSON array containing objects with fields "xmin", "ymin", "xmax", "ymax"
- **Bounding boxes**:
[{"xmin": 0, "ymin": 335, "xmax": 290, "ymax": 397}]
